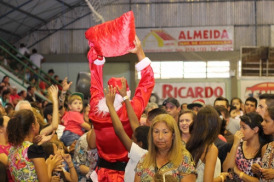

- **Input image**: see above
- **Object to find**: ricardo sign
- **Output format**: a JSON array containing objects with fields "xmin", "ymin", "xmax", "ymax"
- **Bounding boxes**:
[
  {"xmin": 136, "ymin": 26, "xmax": 234, "ymax": 52},
  {"xmin": 152, "ymin": 82, "xmax": 226, "ymax": 105}
]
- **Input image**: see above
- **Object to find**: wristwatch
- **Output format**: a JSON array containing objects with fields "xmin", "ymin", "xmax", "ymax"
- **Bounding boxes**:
[{"xmin": 123, "ymin": 96, "xmax": 129, "ymax": 101}]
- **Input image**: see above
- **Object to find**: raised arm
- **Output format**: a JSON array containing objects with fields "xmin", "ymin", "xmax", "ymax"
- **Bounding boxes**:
[
  {"xmin": 62, "ymin": 153, "xmax": 78, "ymax": 182},
  {"xmin": 40, "ymin": 85, "xmax": 59, "ymax": 135},
  {"xmin": 117, "ymin": 77, "xmax": 139, "ymax": 132},
  {"xmin": 59, "ymin": 77, "xmax": 72, "ymax": 117},
  {"xmin": 222, "ymin": 131, "xmax": 244, "ymax": 171},
  {"xmin": 105, "ymin": 85, "xmax": 132, "ymax": 152},
  {"xmin": 129, "ymin": 36, "xmax": 155, "ymax": 118},
  {"xmin": 89, "ymin": 55, "xmax": 105, "ymax": 114}
]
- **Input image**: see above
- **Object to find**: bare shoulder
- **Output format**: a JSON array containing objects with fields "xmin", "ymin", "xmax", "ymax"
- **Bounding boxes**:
[{"xmin": 208, "ymin": 143, "xmax": 218, "ymax": 153}]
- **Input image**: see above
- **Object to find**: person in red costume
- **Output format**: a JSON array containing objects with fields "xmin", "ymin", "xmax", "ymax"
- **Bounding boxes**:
[{"xmin": 88, "ymin": 36, "xmax": 155, "ymax": 182}]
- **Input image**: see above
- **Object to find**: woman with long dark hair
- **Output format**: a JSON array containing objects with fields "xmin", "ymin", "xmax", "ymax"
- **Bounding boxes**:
[
  {"xmin": 252, "ymin": 107, "xmax": 274, "ymax": 181},
  {"xmin": 223, "ymin": 112, "xmax": 268, "ymax": 182},
  {"xmin": 186, "ymin": 105, "xmax": 225, "ymax": 182}
]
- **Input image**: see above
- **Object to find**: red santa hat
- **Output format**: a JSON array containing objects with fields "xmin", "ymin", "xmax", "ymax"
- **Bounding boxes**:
[
  {"xmin": 108, "ymin": 77, "xmax": 130, "ymax": 94},
  {"xmin": 187, "ymin": 99, "xmax": 205, "ymax": 110},
  {"xmin": 85, "ymin": 11, "xmax": 136, "ymax": 63},
  {"xmin": 97, "ymin": 78, "xmax": 131, "ymax": 114}
]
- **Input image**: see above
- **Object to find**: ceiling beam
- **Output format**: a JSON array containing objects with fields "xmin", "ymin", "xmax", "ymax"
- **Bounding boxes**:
[
  {"xmin": 27, "ymin": 11, "xmax": 92, "ymax": 48},
  {"xmin": 55, "ymin": 0, "xmax": 73, "ymax": 9},
  {"xmin": 0, "ymin": 0, "xmax": 32, "ymax": 20},
  {"xmin": 0, "ymin": 1, "xmax": 47, "ymax": 23},
  {"xmin": 0, "ymin": 28, "xmax": 21, "ymax": 38}
]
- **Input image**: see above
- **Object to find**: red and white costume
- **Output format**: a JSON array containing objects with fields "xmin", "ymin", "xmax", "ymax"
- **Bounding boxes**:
[{"xmin": 88, "ymin": 56, "xmax": 154, "ymax": 181}]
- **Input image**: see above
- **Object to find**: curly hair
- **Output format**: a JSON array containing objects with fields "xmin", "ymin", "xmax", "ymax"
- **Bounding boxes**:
[{"xmin": 7, "ymin": 109, "xmax": 36, "ymax": 146}]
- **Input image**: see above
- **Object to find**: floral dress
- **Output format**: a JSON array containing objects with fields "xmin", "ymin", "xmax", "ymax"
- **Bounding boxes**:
[
  {"xmin": 73, "ymin": 133, "xmax": 98, "ymax": 182},
  {"xmin": 135, "ymin": 149, "xmax": 197, "ymax": 182},
  {"xmin": 261, "ymin": 142, "xmax": 274, "ymax": 182},
  {"xmin": 8, "ymin": 141, "xmax": 44, "ymax": 182},
  {"xmin": 234, "ymin": 142, "xmax": 262, "ymax": 182}
]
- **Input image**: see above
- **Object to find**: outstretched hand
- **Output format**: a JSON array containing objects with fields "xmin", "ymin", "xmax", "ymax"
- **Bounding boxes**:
[
  {"xmin": 48, "ymin": 85, "xmax": 58, "ymax": 102},
  {"xmin": 62, "ymin": 77, "xmax": 72, "ymax": 92},
  {"xmin": 105, "ymin": 85, "xmax": 116, "ymax": 107},
  {"xmin": 128, "ymin": 35, "xmax": 145, "ymax": 61},
  {"xmin": 38, "ymin": 130, "xmax": 56, "ymax": 145},
  {"xmin": 116, "ymin": 78, "xmax": 127, "ymax": 97}
]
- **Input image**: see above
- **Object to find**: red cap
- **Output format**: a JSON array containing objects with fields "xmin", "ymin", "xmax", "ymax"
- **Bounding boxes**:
[{"xmin": 108, "ymin": 77, "xmax": 130, "ymax": 94}]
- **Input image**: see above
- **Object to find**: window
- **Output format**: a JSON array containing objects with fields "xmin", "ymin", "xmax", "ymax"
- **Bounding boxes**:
[
  {"xmin": 184, "ymin": 62, "xmax": 206, "ymax": 78},
  {"xmin": 207, "ymin": 61, "xmax": 230, "ymax": 78},
  {"xmin": 161, "ymin": 61, "xmax": 183, "ymax": 78},
  {"xmin": 238, "ymin": 61, "xmax": 241, "ymax": 77},
  {"xmin": 137, "ymin": 61, "xmax": 230, "ymax": 79}
]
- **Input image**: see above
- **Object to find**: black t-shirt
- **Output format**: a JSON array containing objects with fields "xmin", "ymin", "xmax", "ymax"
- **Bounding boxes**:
[
  {"xmin": 214, "ymin": 138, "xmax": 233, "ymax": 166},
  {"xmin": 27, "ymin": 144, "xmax": 46, "ymax": 159}
]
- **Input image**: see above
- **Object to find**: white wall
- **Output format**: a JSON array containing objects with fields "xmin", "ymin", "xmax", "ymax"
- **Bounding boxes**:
[{"xmin": 41, "ymin": 62, "xmax": 130, "ymax": 93}]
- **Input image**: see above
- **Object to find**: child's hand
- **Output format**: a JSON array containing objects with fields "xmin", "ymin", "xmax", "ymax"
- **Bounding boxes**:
[
  {"xmin": 105, "ymin": 85, "xmax": 116, "ymax": 107},
  {"xmin": 116, "ymin": 77, "xmax": 127, "ymax": 97},
  {"xmin": 68, "ymin": 140, "xmax": 77, "ymax": 154},
  {"xmin": 49, "ymin": 85, "xmax": 58, "ymax": 102},
  {"xmin": 62, "ymin": 77, "xmax": 72, "ymax": 92},
  {"xmin": 46, "ymin": 154, "xmax": 63, "ymax": 171},
  {"xmin": 62, "ymin": 153, "xmax": 72, "ymax": 164}
]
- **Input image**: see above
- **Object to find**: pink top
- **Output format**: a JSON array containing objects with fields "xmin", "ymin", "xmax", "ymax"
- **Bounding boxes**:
[
  {"xmin": 63, "ymin": 111, "xmax": 85, "ymax": 136},
  {"xmin": 0, "ymin": 144, "xmax": 13, "ymax": 182}
]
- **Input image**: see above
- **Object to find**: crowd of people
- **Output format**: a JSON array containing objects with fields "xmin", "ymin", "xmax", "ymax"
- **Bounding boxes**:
[{"xmin": 0, "ymin": 36, "xmax": 274, "ymax": 182}]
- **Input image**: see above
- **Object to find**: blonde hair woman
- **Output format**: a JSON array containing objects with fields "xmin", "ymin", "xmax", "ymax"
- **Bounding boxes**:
[{"xmin": 134, "ymin": 114, "xmax": 197, "ymax": 182}]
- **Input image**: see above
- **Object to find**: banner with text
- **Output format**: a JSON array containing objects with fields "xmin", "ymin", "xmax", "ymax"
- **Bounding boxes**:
[
  {"xmin": 152, "ymin": 82, "xmax": 226, "ymax": 105},
  {"xmin": 240, "ymin": 80, "xmax": 274, "ymax": 102},
  {"xmin": 136, "ymin": 26, "xmax": 234, "ymax": 52}
]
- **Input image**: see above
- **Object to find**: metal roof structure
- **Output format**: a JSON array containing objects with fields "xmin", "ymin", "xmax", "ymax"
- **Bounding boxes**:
[{"xmin": 0, "ymin": 0, "xmax": 96, "ymax": 44}]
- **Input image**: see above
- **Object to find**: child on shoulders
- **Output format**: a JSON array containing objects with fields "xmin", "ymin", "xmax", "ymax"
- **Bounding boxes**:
[{"xmin": 60, "ymin": 93, "xmax": 91, "ymax": 146}]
